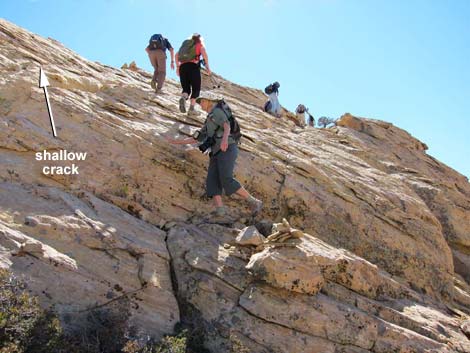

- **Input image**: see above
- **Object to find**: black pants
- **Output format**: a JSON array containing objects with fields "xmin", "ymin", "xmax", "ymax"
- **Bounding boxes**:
[{"xmin": 179, "ymin": 62, "xmax": 201, "ymax": 99}]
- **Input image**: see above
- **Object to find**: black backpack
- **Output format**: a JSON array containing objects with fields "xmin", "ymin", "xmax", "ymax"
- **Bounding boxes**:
[
  {"xmin": 215, "ymin": 100, "xmax": 242, "ymax": 143},
  {"xmin": 149, "ymin": 34, "xmax": 165, "ymax": 50},
  {"xmin": 264, "ymin": 81, "xmax": 280, "ymax": 95}
]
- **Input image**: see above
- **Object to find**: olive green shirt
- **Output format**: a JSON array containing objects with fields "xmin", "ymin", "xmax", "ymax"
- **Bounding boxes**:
[{"xmin": 197, "ymin": 106, "xmax": 235, "ymax": 155}]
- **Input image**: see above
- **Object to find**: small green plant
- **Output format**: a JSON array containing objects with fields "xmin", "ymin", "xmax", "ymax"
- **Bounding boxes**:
[
  {"xmin": 0, "ymin": 269, "xmax": 64, "ymax": 353},
  {"xmin": 156, "ymin": 330, "xmax": 188, "ymax": 353},
  {"xmin": 115, "ymin": 184, "xmax": 129, "ymax": 198},
  {"xmin": 229, "ymin": 333, "xmax": 250, "ymax": 353},
  {"xmin": 318, "ymin": 116, "xmax": 337, "ymax": 128},
  {"xmin": 122, "ymin": 330, "xmax": 188, "ymax": 353},
  {"xmin": 0, "ymin": 269, "xmax": 200, "ymax": 353}
]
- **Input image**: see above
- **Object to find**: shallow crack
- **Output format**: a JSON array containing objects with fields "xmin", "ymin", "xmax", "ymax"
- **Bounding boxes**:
[
  {"xmin": 60, "ymin": 286, "xmax": 146, "ymax": 314},
  {"xmin": 164, "ymin": 230, "xmax": 180, "ymax": 299},
  {"xmin": 237, "ymin": 304, "xmax": 374, "ymax": 352}
]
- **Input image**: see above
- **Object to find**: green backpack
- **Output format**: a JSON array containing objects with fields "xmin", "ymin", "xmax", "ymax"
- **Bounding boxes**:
[{"xmin": 178, "ymin": 39, "xmax": 197, "ymax": 62}]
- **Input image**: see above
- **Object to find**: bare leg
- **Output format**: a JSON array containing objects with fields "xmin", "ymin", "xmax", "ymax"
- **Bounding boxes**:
[
  {"xmin": 189, "ymin": 98, "xmax": 196, "ymax": 110},
  {"xmin": 213, "ymin": 195, "xmax": 223, "ymax": 207},
  {"xmin": 235, "ymin": 187, "xmax": 250, "ymax": 199}
]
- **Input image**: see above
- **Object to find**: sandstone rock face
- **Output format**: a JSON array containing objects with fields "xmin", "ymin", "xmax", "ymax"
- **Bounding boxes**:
[
  {"xmin": 0, "ymin": 183, "xmax": 179, "ymax": 340},
  {"xmin": 167, "ymin": 223, "xmax": 469, "ymax": 352},
  {"xmin": 1, "ymin": 18, "xmax": 469, "ymax": 351}
]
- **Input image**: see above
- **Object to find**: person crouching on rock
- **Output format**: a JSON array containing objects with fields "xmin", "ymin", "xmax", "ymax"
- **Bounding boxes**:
[{"xmin": 165, "ymin": 95, "xmax": 263, "ymax": 217}]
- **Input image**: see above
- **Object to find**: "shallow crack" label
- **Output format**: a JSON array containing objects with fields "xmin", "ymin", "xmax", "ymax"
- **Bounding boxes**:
[{"xmin": 36, "ymin": 150, "xmax": 87, "ymax": 175}]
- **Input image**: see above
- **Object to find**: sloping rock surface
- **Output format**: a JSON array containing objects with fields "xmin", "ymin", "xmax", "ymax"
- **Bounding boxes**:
[{"xmin": 0, "ymin": 19, "xmax": 469, "ymax": 351}]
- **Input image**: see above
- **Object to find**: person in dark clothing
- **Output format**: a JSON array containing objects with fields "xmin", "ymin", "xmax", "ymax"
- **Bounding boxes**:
[
  {"xmin": 175, "ymin": 34, "xmax": 211, "ymax": 116},
  {"xmin": 145, "ymin": 34, "xmax": 174, "ymax": 93},
  {"xmin": 165, "ymin": 95, "xmax": 262, "ymax": 217}
]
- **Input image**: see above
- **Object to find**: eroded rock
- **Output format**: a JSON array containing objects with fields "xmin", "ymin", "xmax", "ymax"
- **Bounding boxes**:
[{"xmin": 1, "ymin": 18, "xmax": 469, "ymax": 352}]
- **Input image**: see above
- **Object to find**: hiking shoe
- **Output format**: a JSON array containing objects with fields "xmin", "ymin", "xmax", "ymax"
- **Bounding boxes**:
[
  {"xmin": 249, "ymin": 198, "xmax": 263, "ymax": 215},
  {"xmin": 150, "ymin": 80, "xmax": 156, "ymax": 90},
  {"xmin": 179, "ymin": 97, "xmax": 186, "ymax": 113},
  {"xmin": 215, "ymin": 206, "xmax": 226, "ymax": 217},
  {"xmin": 187, "ymin": 109, "xmax": 200, "ymax": 117}
]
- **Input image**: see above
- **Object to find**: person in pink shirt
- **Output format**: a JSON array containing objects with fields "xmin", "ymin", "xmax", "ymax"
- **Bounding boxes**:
[{"xmin": 175, "ymin": 33, "xmax": 211, "ymax": 116}]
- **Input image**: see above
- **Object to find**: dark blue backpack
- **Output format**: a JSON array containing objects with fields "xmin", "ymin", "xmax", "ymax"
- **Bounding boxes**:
[
  {"xmin": 264, "ymin": 81, "xmax": 280, "ymax": 95},
  {"xmin": 149, "ymin": 34, "xmax": 165, "ymax": 50}
]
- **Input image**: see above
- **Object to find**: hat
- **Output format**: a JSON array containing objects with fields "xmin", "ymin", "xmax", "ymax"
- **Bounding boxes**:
[{"xmin": 195, "ymin": 93, "xmax": 220, "ymax": 104}]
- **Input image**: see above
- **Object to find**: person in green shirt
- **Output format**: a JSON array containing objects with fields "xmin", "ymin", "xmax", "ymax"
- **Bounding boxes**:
[{"xmin": 166, "ymin": 96, "xmax": 263, "ymax": 217}]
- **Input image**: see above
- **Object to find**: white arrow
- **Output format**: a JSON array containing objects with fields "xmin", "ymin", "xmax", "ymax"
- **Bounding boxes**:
[{"xmin": 39, "ymin": 67, "xmax": 57, "ymax": 137}]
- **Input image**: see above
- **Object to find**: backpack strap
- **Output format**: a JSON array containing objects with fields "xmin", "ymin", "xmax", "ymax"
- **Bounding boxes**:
[{"xmin": 213, "ymin": 100, "xmax": 241, "ymax": 142}]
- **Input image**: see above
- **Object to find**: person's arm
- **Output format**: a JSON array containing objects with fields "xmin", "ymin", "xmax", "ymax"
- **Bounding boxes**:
[
  {"xmin": 175, "ymin": 53, "xmax": 180, "ymax": 77},
  {"xmin": 220, "ymin": 122, "xmax": 230, "ymax": 152},
  {"xmin": 165, "ymin": 136, "xmax": 197, "ymax": 145},
  {"xmin": 201, "ymin": 46, "xmax": 211, "ymax": 75},
  {"xmin": 169, "ymin": 48, "xmax": 175, "ymax": 70}
]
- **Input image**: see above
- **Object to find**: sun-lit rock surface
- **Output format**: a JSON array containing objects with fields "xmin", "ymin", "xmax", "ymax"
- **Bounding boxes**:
[{"xmin": 1, "ymin": 18, "xmax": 469, "ymax": 351}]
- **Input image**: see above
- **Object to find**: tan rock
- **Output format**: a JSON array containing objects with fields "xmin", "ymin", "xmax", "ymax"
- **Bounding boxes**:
[
  {"xmin": 0, "ymin": 183, "xmax": 178, "ymax": 341},
  {"xmin": 1, "ymin": 18, "xmax": 470, "ymax": 351},
  {"xmin": 167, "ymin": 222, "xmax": 468, "ymax": 352},
  {"xmin": 461, "ymin": 320, "xmax": 470, "ymax": 338},
  {"xmin": 235, "ymin": 226, "xmax": 265, "ymax": 246},
  {"xmin": 129, "ymin": 61, "xmax": 138, "ymax": 71},
  {"xmin": 247, "ymin": 246, "xmax": 325, "ymax": 295}
]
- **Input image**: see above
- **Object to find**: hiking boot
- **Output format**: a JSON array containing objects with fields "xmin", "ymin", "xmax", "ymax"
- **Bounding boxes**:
[
  {"xmin": 248, "ymin": 198, "xmax": 263, "ymax": 215},
  {"xmin": 187, "ymin": 105, "xmax": 200, "ymax": 116},
  {"xmin": 187, "ymin": 109, "xmax": 200, "ymax": 117},
  {"xmin": 215, "ymin": 206, "xmax": 226, "ymax": 216},
  {"xmin": 179, "ymin": 97, "xmax": 186, "ymax": 113},
  {"xmin": 150, "ymin": 80, "xmax": 156, "ymax": 90}
]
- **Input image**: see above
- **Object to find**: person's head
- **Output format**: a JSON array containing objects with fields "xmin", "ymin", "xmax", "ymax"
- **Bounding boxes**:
[
  {"xmin": 196, "ymin": 97, "xmax": 217, "ymax": 112},
  {"xmin": 192, "ymin": 33, "xmax": 204, "ymax": 45}
]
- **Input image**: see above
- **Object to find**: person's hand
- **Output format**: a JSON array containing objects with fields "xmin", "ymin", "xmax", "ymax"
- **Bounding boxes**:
[
  {"xmin": 206, "ymin": 68, "xmax": 212, "ymax": 76},
  {"xmin": 171, "ymin": 62, "xmax": 175, "ymax": 70},
  {"xmin": 176, "ymin": 66, "xmax": 180, "ymax": 77},
  {"xmin": 220, "ymin": 139, "xmax": 228, "ymax": 152}
]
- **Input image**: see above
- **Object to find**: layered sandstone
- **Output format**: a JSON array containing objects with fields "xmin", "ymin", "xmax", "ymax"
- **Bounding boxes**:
[{"xmin": 1, "ymin": 18, "xmax": 469, "ymax": 351}]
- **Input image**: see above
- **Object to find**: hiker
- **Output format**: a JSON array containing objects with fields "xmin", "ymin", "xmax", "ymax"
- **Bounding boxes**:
[
  {"xmin": 263, "ymin": 82, "xmax": 281, "ymax": 118},
  {"xmin": 295, "ymin": 104, "xmax": 315, "ymax": 127},
  {"xmin": 295, "ymin": 104, "xmax": 307, "ymax": 128},
  {"xmin": 307, "ymin": 110, "xmax": 315, "ymax": 127},
  {"xmin": 175, "ymin": 33, "xmax": 211, "ymax": 116},
  {"xmin": 145, "ymin": 34, "xmax": 175, "ymax": 93},
  {"xmin": 165, "ymin": 95, "xmax": 263, "ymax": 217}
]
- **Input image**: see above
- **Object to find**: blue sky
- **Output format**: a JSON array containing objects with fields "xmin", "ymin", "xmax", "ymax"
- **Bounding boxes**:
[{"xmin": 2, "ymin": 0, "xmax": 469, "ymax": 178}]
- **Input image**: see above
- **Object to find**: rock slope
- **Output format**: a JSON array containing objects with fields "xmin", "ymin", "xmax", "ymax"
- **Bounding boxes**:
[{"xmin": 0, "ymin": 19, "xmax": 469, "ymax": 351}]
